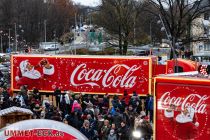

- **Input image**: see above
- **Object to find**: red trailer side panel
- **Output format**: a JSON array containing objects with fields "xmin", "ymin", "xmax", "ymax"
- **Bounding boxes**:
[
  {"xmin": 12, "ymin": 55, "xmax": 155, "ymax": 95},
  {"xmin": 155, "ymin": 77, "xmax": 210, "ymax": 140}
]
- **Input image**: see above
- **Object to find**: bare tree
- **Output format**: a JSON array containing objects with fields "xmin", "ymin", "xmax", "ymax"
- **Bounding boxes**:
[
  {"xmin": 0, "ymin": 0, "xmax": 76, "ymax": 46},
  {"xmin": 47, "ymin": 0, "xmax": 76, "ymax": 40},
  {"xmin": 95, "ymin": 0, "xmax": 143, "ymax": 55},
  {"xmin": 148, "ymin": 0, "xmax": 210, "ymax": 50}
]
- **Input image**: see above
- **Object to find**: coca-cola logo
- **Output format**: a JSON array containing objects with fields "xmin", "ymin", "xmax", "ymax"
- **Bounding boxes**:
[
  {"xmin": 159, "ymin": 92, "xmax": 209, "ymax": 114},
  {"xmin": 70, "ymin": 63, "xmax": 140, "ymax": 88}
]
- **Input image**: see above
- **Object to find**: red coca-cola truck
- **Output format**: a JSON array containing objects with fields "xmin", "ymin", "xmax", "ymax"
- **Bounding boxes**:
[
  {"xmin": 11, "ymin": 55, "xmax": 158, "ymax": 95},
  {"xmin": 154, "ymin": 73, "xmax": 210, "ymax": 140}
]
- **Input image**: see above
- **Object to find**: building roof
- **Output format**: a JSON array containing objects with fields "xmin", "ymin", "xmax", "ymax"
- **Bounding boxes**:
[{"xmin": 0, "ymin": 107, "xmax": 33, "ymax": 116}]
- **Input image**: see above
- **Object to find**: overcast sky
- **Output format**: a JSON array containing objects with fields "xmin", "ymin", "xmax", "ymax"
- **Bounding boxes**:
[{"xmin": 72, "ymin": 0, "xmax": 100, "ymax": 6}]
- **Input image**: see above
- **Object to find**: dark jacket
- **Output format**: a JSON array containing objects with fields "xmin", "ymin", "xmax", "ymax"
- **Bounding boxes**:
[
  {"xmin": 80, "ymin": 127, "xmax": 95, "ymax": 140},
  {"xmin": 147, "ymin": 97, "xmax": 153, "ymax": 111},
  {"xmin": 136, "ymin": 120, "xmax": 153, "ymax": 139},
  {"xmin": 54, "ymin": 89, "xmax": 61, "ymax": 97},
  {"xmin": 117, "ymin": 125, "xmax": 129, "ymax": 140}
]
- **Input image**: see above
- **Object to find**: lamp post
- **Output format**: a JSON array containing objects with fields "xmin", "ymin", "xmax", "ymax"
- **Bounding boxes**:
[
  {"xmin": 14, "ymin": 23, "xmax": 19, "ymax": 52},
  {"xmin": 54, "ymin": 30, "xmax": 56, "ymax": 54},
  {"xmin": 133, "ymin": 15, "xmax": 136, "ymax": 45},
  {"xmin": 8, "ymin": 28, "xmax": 11, "ymax": 53},
  {"xmin": 0, "ymin": 30, "xmax": 3, "ymax": 53},
  {"xmin": 44, "ymin": 20, "xmax": 47, "ymax": 44},
  {"xmin": 74, "ymin": 13, "xmax": 77, "ymax": 55},
  {"xmin": 157, "ymin": 14, "xmax": 178, "ymax": 73},
  {"xmin": 150, "ymin": 21, "xmax": 152, "ymax": 44}
]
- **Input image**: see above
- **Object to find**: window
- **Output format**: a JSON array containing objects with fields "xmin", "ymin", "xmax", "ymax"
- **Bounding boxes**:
[
  {"xmin": 204, "ymin": 43, "xmax": 210, "ymax": 51},
  {"xmin": 204, "ymin": 13, "xmax": 209, "ymax": 20},
  {"xmin": 199, "ymin": 45, "xmax": 203, "ymax": 51}
]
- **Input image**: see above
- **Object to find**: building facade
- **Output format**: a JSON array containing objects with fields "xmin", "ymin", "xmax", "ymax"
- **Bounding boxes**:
[{"xmin": 191, "ymin": 0, "xmax": 210, "ymax": 61}]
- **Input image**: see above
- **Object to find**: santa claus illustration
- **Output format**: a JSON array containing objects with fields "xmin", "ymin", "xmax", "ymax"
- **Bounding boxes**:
[
  {"xmin": 164, "ymin": 105, "xmax": 199, "ymax": 139},
  {"xmin": 15, "ymin": 59, "xmax": 55, "ymax": 89}
]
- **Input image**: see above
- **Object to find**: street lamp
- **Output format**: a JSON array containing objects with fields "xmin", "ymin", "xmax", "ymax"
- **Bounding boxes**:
[
  {"xmin": 54, "ymin": 30, "xmax": 56, "ymax": 54},
  {"xmin": 8, "ymin": 28, "xmax": 11, "ymax": 53},
  {"xmin": 44, "ymin": 20, "xmax": 47, "ymax": 44},
  {"xmin": 74, "ymin": 13, "xmax": 77, "ymax": 55},
  {"xmin": 157, "ymin": 14, "xmax": 178, "ymax": 72},
  {"xmin": 43, "ymin": 0, "xmax": 50, "ymax": 51},
  {"xmin": 15, "ymin": 23, "xmax": 17, "ymax": 52},
  {"xmin": 14, "ymin": 24, "xmax": 24, "ymax": 52},
  {"xmin": 0, "ymin": 30, "xmax": 3, "ymax": 53}
]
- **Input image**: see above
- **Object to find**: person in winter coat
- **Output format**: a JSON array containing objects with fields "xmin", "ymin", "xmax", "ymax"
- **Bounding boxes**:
[
  {"xmin": 71, "ymin": 100, "xmax": 82, "ymax": 113},
  {"xmin": 67, "ymin": 111, "xmax": 82, "ymax": 129},
  {"xmin": 16, "ymin": 92, "xmax": 26, "ymax": 107},
  {"xmin": 42, "ymin": 97, "xmax": 50, "ymax": 109},
  {"xmin": 54, "ymin": 87, "xmax": 61, "ymax": 107},
  {"xmin": 108, "ymin": 129, "xmax": 117, "ymax": 140},
  {"xmin": 1, "ymin": 88, "xmax": 10, "ymax": 109},
  {"xmin": 117, "ymin": 121, "xmax": 129, "ymax": 140},
  {"xmin": 60, "ymin": 91, "xmax": 71, "ymax": 113},
  {"xmin": 129, "ymin": 91, "xmax": 140, "ymax": 108},
  {"xmin": 120, "ymin": 90, "xmax": 130, "ymax": 107},
  {"xmin": 148, "ymin": 95, "xmax": 154, "ymax": 123},
  {"xmin": 135, "ymin": 111, "xmax": 153, "ymax": 140},
  {"xmin": 32, "ymin": 87, "xmax": 41, "ymax": 101},
  {"xmin": 80, "ymin": 120, "xmax": 95, "ymax": 140},
  {"xmin": 33, "ymin": 104, "xmax": 42, "ymax": 119},
  {"xmin": 145, "ymin": 94, "xmax": 150, "ymax": 116},
  {"xmin": 111, "ymin": 108, "xmax": 123, "ymax": 128},
  {"xmin": 100, "ymin": 119, "xmax": 110, "ymax": 140}
]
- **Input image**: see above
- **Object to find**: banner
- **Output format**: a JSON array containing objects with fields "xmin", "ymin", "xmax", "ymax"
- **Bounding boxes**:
[
  {"xmin": 0, "ymin": 119, "xmax": 88, "ymax": 140},
  {"xmin": 155, "ymin": 79, "xmax": 210, "ymax": 140},
  {"xmin": 12, "ymin": 55, "xmax": 153, "ymax": 94}
]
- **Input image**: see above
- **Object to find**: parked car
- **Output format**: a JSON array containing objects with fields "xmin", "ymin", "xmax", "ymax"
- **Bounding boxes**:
[
  {"xmin": 135, "ymin": 50, "xmax": 149, "ymax": 56},
  {"xmin": 2, "ymin": 62, "xmax": 10, "ymax": 67},
  {"xmin": 0, "ymin": 53, "xmax": 6, "ymax": 57},
  {"xmin": 0, "ymin": 64, "xmax": 8, "ymax": 73},
  {"xmin": 39, "ymin": 42, "xmax": 60, "ymax": 51}
]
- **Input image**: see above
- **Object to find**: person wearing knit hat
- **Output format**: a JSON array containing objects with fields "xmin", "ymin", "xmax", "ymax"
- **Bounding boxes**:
[{"xmin": 15, "ymin": 59, "xmax": 54, "ymax": 89}]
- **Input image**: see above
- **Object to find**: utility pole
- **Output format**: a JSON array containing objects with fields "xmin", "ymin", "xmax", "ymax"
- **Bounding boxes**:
[
  {"xmin": 44, "ymin": 20, "xmax": 47, "ymax": 50},
  {"xmin": 80, "ymin": 15, "xmax": 81, "ymax": 27},
  {"xmin": 0, "ymin": 35, "xmax": 2, "ymax": 53},
  {"xmin": 0, "ymin": 30, "xmax": 3, "ymax": 53},
  {"xmin": 134, "ymin": 17, "xmax": 136, "ymax": 46},
  {"xmin": 54, "ymin": 30, "xmax": 56, "ymax": 54},
  {"xmin": 150, "ymin": 22, "xmax": 152, "ymax": 43},
  {"xmin": 90, "ymin": 15, "xmax": 92, "ymax": 25},
  {"xmin": 74, "ymin": 13, "xmax": 77, "ymax": 55},
  {"xmin": 15, "ymin": 23, "xmax": 17, "ymax": 52},
  {"xmin": 44, "ymin": 20, "xmax": 47, "ymax": 43},
  {"xmin": 9, "ymin": 28, "xmax": 11, "ymax": 52}
]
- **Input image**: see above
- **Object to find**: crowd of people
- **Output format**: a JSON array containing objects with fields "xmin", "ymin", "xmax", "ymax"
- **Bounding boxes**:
[{"xmin": 0, "ymin": 86, "xmax": 154, "ymax": 140}]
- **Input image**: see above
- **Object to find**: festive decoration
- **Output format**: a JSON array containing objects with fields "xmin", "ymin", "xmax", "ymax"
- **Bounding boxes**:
[
  {"xmin": 198, "ymin": 65, "xmax": 210, "ymax": 76},
  {"xmin": 155, "ymin": 77, "xmax": 210, "ymax": 140}
]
